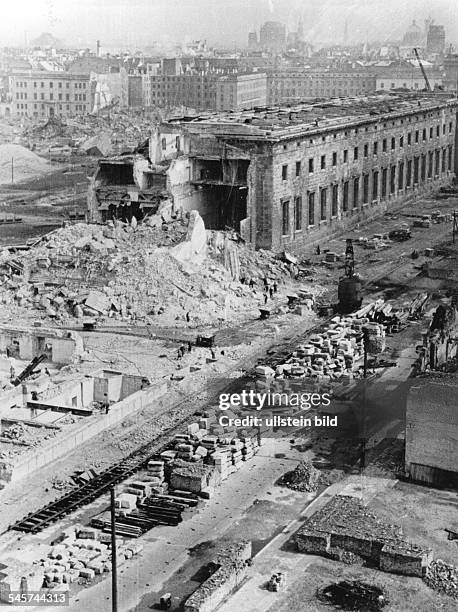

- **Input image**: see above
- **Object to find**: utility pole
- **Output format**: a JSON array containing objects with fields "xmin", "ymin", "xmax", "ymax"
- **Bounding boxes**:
[
  {"xmin": 110, "ymin": 487, "xmax": 118, "ymax": 612},
  {"xmin": 361, "ymin": 328, "xmax": 369, "ymax": 470},
  {"xmin": 11, "ymin": 158, "xmax": 13, "ymax": 184},
  {"xmin": 453, "ymin": 210, "xmax": 457, "ymax": 244}
]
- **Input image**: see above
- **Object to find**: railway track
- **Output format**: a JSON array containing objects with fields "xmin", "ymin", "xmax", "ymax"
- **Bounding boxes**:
[
  {"xmin": 9, "ymin": 314, "xmax": 335, "ymax": 535},
  {"xmin": 9, "ymin": 256, "xmax": 428, "ymax": 535}
]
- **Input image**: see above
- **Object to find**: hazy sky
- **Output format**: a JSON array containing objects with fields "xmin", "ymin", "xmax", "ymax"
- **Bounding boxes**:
[{"xmin": 2, "ymin": 0, "xmax": 457, "ymax": 49}]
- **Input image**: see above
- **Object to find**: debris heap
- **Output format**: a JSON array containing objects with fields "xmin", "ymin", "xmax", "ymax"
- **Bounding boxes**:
[
  {"xmin": 279, "ymin": 459, "xmax": 321, "ymax": 492},
  {"xmin": 424, "ymin": 559, "xmax": 458, "ymax": 600},
  {"xmin": 318, "ymin": 580, "xmax": 388, "ymax": 611},
  {"xmin": 0, "ymin": 215, "xmax": 301, "ymax": 327}
]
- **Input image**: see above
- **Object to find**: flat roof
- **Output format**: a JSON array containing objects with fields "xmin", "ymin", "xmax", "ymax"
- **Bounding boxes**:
[{"xmin": 164, "ymin": 93, "xmax": 458, "ymax": 143}]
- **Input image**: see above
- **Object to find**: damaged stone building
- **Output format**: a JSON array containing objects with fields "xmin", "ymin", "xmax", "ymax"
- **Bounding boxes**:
[{"xmin": 88, "ymin": 94, "xmax": 457, "ymax": 251}]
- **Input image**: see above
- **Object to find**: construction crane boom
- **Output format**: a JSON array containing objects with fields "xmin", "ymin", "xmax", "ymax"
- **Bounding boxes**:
[{"xmin": 413, "ymin": 48, "xmax": 432, "ymax": 92}]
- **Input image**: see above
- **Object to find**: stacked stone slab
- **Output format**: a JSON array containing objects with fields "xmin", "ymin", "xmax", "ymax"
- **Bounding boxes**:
[
  {"xmin": 256, "ymin": 300, "xmax": 400, "ymax": 383},
  {"xmin": 146, "ymin": 460, "xmax": 166, "ymax": 492},
  {"xmin": 38, "ymin": 526, "xmax": 143, "ymax": 585}
]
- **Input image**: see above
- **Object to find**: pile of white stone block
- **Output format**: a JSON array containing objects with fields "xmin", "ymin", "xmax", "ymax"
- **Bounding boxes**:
[{"xmin": 38, "ymin": 526, "xmax": 143, "ymax": 585}]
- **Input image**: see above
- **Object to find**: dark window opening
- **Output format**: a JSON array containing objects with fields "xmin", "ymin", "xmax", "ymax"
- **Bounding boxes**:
[
  {"xmin": 353, "ymin": 177, "xmax": 359, "ymax": 207},
  {"xmin": 332, "ymin": 184, "xmax": 338, "ymax": 216},
  {"xmin": 398, "ymin": 163, "xmax": 404, "ymax": 189},
  {"xmin": 294, "ymin": 196, "xmax": 302, "ymax": 230},
  {"xmin": 372, "ymin": 171, "xmax": 379, "ymax": 199},
  {"xmin": 282, "ymin": 200, "xmax": 290, "ymax": 235},
  {"xmin": 390, "ymin": 166, "xmax": 396, "ymax": 194},
  {"xmin": 320, "ymin": 188, "xmax": 327, "ymax": 220},
  {"xmin": 343, "ymin": 181, "xmax": 349, "ymax": 211},
  {"xmin": 308, "ymin": 192, "xmax": 315, "ymax": 225},
  {"xmin": 363, "ymin": 174, "xmax": 369, "ymax": 204}
]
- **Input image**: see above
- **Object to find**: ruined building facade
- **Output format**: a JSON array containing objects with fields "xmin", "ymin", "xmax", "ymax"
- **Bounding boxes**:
[{"xmin": 88, "ymin": 95, "xmax": 457, "ymax": 252}]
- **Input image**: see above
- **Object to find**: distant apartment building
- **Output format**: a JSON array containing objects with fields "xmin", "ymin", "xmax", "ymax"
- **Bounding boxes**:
[
  {"xmin": 144, "ymin": 71, "xmax": 266, "ymax": 112},
  {"xmin": 248, "ymin": 31, "xmax": 258, "ymax": 49},
  {"xmin": 128, "ymin": 74, "xmax": 144, "ymax": 108},
  {"xmin": 426, "ymin": 24, "xmax": 446, "ymax": 55},
  {"xmin": 375, "ymin": 67, "xmax": 443, "ymax": 91},
  {"xmin": 267, "ymin": 68, "xmax": 375, "ymax": 104},
  {"xmin": 144, "ymin": 73, "xmax": 217, "ymax": 110},
  {"xmin": 444, "ymin": 54, "xmax": 458, "ymax": 91},
  {"xmin": 9, "ymin": 71, "xmax": 91, "ymax": 118},
  {"xmin": 216, "ymin": 73, "xmax": 267, "ymax": 111},
  {"xmin": 259, "ymin": 21, "xmax": 286, "ymax": 53}
]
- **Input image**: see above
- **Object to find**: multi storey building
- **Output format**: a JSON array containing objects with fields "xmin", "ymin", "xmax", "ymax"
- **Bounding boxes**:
[
  {"xmin": 267, "ymin": 68, "xmax": 376, "ymax": 104},
  {"xmin": 375, "ymin": 67, "xmax": 443, "ymax": 92},
  {"xmin": 144, "ymin": 71, "xmax": 267, "ymax": 112},
  {"xmin": 216, "ymin": 73, "xmax": 267, "ymax": 111},
  {"xmin": 259, "ymin": 21, "xmax": 286, "ymax": 53},
  {"xmin": 88, "ymin": 94, "xmax": 457, "ymax": 253},
  {"xmin": 444, "ymin": 54, "xmax": 458, "ymax": 91},
  {"xmin": 9, "ymin": 71, "xmax": 91, "ymax": 118},
  {"xmin": 426, "ymin": 24, "xmax": 446, "ymax": 55}
]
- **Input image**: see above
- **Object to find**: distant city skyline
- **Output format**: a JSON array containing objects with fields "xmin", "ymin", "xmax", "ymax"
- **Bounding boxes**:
[{"xmin": 2, "ymin": 0, "xmax": 457, "ymax": 50}]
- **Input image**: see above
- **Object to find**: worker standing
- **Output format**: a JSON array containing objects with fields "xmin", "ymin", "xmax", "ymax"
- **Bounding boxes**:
[{"xmin": 104, "ymin": 393, "xmax": 110, "ymax": 415}]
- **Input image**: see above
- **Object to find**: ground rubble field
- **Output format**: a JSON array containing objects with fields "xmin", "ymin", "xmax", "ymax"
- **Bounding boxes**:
[
  {"xmin": 0, "ymin": 216, "xmax": 317, "ymax": 330},
  {"xmin": 0, "ymin": 309, "xmax": 315, "ymax": 532},
  {"xmin": 271, "ymin": 559, "xmax": 458, "ymax": 612}
]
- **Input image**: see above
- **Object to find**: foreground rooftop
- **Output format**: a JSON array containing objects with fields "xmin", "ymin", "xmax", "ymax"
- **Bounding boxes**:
[{"xmin": 165, "ymin": 93, "xmax": 458, "ymax": 142}]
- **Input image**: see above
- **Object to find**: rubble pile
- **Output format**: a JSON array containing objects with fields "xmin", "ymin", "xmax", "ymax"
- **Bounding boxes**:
[
  {"xmin": 318, "ymin": 580, "xmax": 388, "ymax": 611},
  {"xmin": 424, "ymin": 559, "xmax": 458, "ymax": 600},
  {"xmin": 279, "ymin": 459, "xmax": 321, "ymax": 492},
  {"xmin": 297, "ymin": 495, "xmax": 403, "ymax": 543},
  {"xmin": 1, "ymin": 216, "xmax": 300, "ymax": 327},
  {"xmin": 0, "ymin": 423, "xmax": 56, "ymax": 448},
  {"xmin": 23, "ymin": 110, "xmax": 155, "ymax": 156},
  {"xmin": 0, "ymin": 144, "xmax": 54, "ymax": 184}
]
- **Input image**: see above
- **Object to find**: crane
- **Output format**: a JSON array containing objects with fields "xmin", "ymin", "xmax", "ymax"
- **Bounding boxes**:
[{"xmin": 413, "ymin": 48, "xmax": 432, "ymax": 92}]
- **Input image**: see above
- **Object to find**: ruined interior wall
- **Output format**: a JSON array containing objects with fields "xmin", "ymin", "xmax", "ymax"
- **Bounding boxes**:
[
  {"xmin": 87, "ymin": 174, "xmax": 101, "ymax": 223},
  {"xmin": 50, "ymin": 338, "xmax": 76, "ymax": 365},
  {"xmin": 133, "ymin": 157, "xmax": 151, "ymax": 190},
  {"xmin": 119, "ymin": 373, "xmax": 145, "ymax": 400},
  {"xmin": 168, "ymin": 157, "xmax": 220, "ymax": 227},
  {"xmin": 406, "ymin": 380, "xmax": 458, "ymax": 475}
]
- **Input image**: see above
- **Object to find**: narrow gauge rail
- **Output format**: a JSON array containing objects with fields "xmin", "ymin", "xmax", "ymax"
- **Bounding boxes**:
[{"xmin": 8, "ymin": 313, "xmax": 340, "ymax": 535}]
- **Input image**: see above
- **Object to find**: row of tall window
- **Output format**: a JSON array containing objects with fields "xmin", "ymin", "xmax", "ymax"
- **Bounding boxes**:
[
  {"xmin": 16, "ymin": 81, "xmax": 86, "ymax": 89},
  {"xmin": 281, "ymin": 146, "xmax": 453, "ymax": 236},
  {"xmin": 280, "ymin": 126, "xmax": 454, "ymax": 180},
  {"xmin": 16, "ymin": 92, "xmax": 85, "ymax": 101}
]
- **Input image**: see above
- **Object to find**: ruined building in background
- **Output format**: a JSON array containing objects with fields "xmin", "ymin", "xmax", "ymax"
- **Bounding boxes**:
[{"xmin": 88, "ymin": 93, "xmax": 457, "ymax": 252}]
